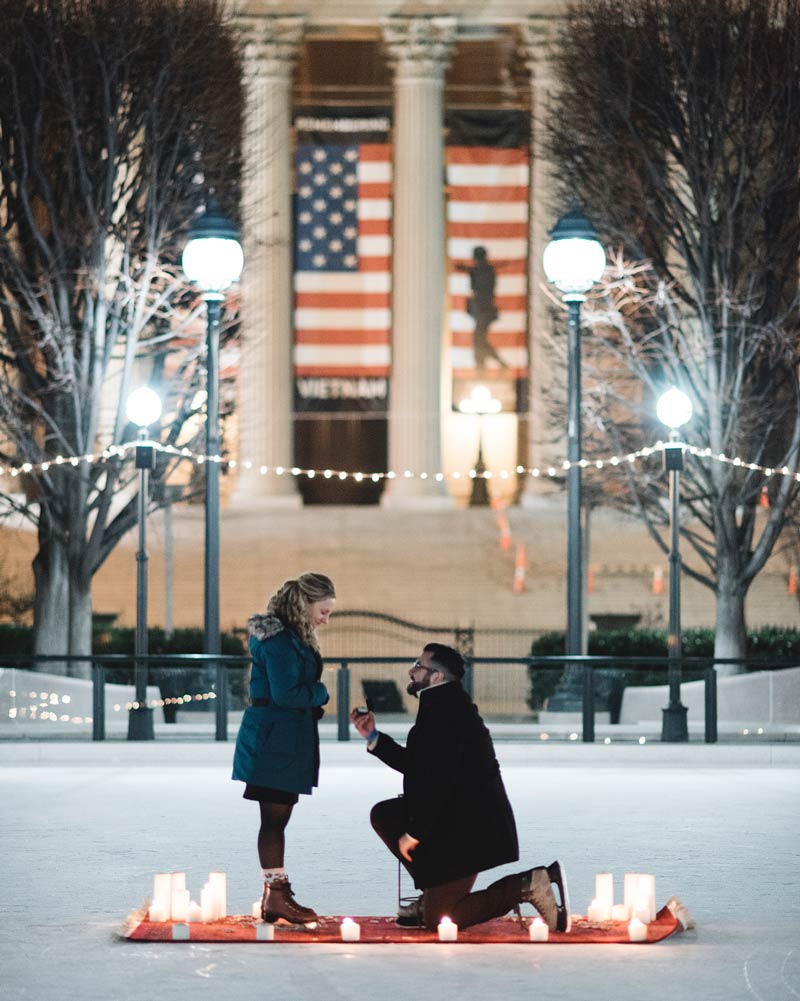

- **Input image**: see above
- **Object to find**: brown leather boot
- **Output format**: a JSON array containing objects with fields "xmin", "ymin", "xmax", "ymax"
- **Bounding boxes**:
[{"xmin": 260, "ymin": 878, "xmax": 318, "ymax": 926}]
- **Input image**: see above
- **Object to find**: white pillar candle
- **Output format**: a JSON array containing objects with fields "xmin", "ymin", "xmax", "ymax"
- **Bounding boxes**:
[
  {"xmin": 624, "ymin": 873, "xmax": 641, "ymax": 914},
  {"xmin": 208, "ymin": 872, "xmax": 227, "ymax": 920},
  {"xmin": 170, "ymin": 872, "xmax": 186, "ymax": 894},
  {"xmin": 252, "ymin": 901, "xmax": 262, "ymax": 920},
  {"xmin": 611, "ymin": 904, "xmax": 630, "ymax": 922},
  {"xmin": 171, "ymin": 923, "xmax": 191, "ymax": 941},
  {"xmin": 171, "ymin": 888, "xmax": 190, "ymax": 922},
  {"xmin": 638, "ymin": 874, "xmax": 656, "ymax": 921},
  {"xmin": 595, "ymin": 873, "xmax": 614, "ymax": 910},
  {"xmin": 437, "ymin": 916, "xmax": 458, "ymax": 941},
  {"xmin": 200, "ymin": 884, "xmax": 216, "ymax": 923},
  {"xmin": 633, "ymin": 893, "xmax": 651, "ymax": 924},
  {"xmin": 187, "ymin": 901, "xmax": 203, "ymax": 924},
  {"xmin": 148, "ymin": 901, "xmax": 168, "ymax": 923},
  {"xmin": 340, "ymin": 918, "xmax": 361, "ymax": 942},
  {"xmin": 256, "ymin": 922, "xmax": 275, "ymax": 941},
  {"xmin": 529, "ymin": 917, "xmax": 549, "ymax": 942},
  {"xmin": 587, "ymin": 899, "xmax": 610, "ymax": 923},
  {"xmin": 152, "ymin": 873, "xmax": 172, "ymax": 914},
  {"xmin": 628, "ymin": 917, "xmax": 647, "ymax": 942}
]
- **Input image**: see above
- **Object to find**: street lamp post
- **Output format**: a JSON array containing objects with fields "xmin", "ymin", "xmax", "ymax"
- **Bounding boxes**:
[
  {"xmin": 125, "ymin": 386, "xmax": 162, "ymax": 741},
  {"xmin": 458, "ymin": 385, "xmax": 501, "ymax": 507},
  {"xmin": 657, "ymin": 387, "xmax": 693, "ymax": 743},
  {"xmin": 182, "ymin": 202, "xmax": 243, "ymax": 742},
  {"xmin": 541, "ymin": 204, "xmax": 606, "ymax": 741}
]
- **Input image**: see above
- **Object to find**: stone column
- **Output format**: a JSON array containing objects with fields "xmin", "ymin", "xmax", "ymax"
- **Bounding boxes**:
[
  {"xmin": 380, "ymin": 16, "xmax": 457, "ymax": 507},
  {"xmin": 520, "ymin": 15, "xmax": 562, "ymax": 506},
  {"xmin": 232, "ymin": 15, "xmax": 303, "ymax": 506}
]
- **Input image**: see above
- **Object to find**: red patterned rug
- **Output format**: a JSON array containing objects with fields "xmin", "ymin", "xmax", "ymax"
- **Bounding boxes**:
[{"xmin": 120, "ymin": 900, "xmax": 690, "ymax": 945}]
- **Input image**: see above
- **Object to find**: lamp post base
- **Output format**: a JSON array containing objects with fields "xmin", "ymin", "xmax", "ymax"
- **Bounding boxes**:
[
  {"xmin": 127, "ymin": 706, "xmax": 155, "ymax": 741},
  {"xmin": 661, "ymin": 703, "xmax": 689, "ymax": 742}
]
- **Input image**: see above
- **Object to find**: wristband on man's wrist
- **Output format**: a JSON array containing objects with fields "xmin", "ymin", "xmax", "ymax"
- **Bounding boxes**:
[{"xmin": 366, "ymin": 728, "xmax": 379, "ymax": 743}]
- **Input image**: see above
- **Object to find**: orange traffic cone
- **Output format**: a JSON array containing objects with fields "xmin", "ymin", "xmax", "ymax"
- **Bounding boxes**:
[
  {"xmin": 498, "ymin": 513, "xmax": 511, "ymax": 551},
  {"xmin": 587, "ymin": 565, "xmax": 596, "ymax": 594},
  {"xmin": 789, "ymin": 567, "xmax": 798, "ymax": 596},
  {"xmin": 759, "ymin": 486, "xmax": 770, "ymax": 508},
  {"xmin": 652, "ymin": 566, "xmax": 664, "ymax": 595},
  {"xmin": 513, "ymin": 543, "xmax": 527, "ymax": 594}
]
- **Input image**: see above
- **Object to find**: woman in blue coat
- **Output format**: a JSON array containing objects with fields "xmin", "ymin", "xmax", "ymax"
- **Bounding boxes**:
[{"xmin": 232, "ymin": 572, "xmax": 335, "ymax": 925}]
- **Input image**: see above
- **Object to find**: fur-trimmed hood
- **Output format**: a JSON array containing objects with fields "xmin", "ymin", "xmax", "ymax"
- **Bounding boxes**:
[{"xmin": 248, "ymin": 613, "xmax": 286, "ymax": 642}]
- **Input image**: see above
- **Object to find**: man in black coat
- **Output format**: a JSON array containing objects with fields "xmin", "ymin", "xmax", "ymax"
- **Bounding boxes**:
[{"xmin": 350, "ymin": 643, "xmax": 570, "ymax": 932}]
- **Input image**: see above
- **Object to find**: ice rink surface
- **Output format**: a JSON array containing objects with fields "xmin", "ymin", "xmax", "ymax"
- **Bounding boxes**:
[{"xmin": 2, "ymin": 741, "xmax": 799, "ymax": 1001}]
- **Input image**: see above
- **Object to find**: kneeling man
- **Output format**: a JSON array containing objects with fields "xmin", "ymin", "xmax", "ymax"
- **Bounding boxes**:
[{"xmin": 350, "ymin": 643, "xmax": 570, "ymax": 932}]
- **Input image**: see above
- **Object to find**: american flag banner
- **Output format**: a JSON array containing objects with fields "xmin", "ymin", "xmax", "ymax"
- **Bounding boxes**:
[
  {"xmin": 445, "ymin": 110, "xmax": 530, "ymax": 414},
  {"xmin": 293, "ymin": 111, "xmax": 392, "ymax": 413}
]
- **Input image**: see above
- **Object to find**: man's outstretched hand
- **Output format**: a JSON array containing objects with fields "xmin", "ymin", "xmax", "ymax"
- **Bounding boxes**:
[{"xmin": 349, "ymin": 707, "xmax": 376, "ymax": 739}]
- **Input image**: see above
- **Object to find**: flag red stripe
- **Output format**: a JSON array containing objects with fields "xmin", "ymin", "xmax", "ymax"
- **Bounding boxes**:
[
  {"xmin": 447, "ymin": 147, "xmax": 529, "ymax": 165},
  {"xmin": 453, "ymin": 367, "xmax": 527, "ymax": 379},
  {"xmin": 295, "ymin": 330, "xmax": 390, "ymax": 344},
  {"xmin": 295, "ymin": 365, "xmax": 390, "ymax": 377},
  {"xmin": 357, "ymin": 257, "xmax": 390, "ymax": 272},
  {"xmin": 447, "ymin": 221, "xmax": 528, "ymax": 239},
  {"xmin": 447, "ymin": 186, "xmax": 528, "ymax": 203},
  {"xmin": 296, "ymin": 292, "xmax": 391, "ymax": 309},
  {"xmin": 359, "ymin": 144, "xmax": 391, "ymax": 161},
  {"xmin": 450, "ymin": 295, "xmax": 528, "ymax": 311},
  {"xmin": 358, "ymin": 182, "xmax": 391, "ymax": 198},
  {"xmin": 359, "ymin": 218, "xmax": 390, "ymax": 235},
  {"xmin": 451, "ymin": 331, "xmax": 527, "ymax": 348},
  {"xmin": 450, "ymin": 258, "xmax": 527, "ymax": 274}
]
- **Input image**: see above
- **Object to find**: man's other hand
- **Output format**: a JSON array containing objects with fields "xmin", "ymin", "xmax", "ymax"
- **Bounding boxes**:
[{"xmin": 398, "ymin": 833, "xmax": 420, "ymax": 862}]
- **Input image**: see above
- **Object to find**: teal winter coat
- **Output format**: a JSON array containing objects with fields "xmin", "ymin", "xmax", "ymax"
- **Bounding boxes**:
[{"xmin": 232, "ymin": 614, "xmax": 329, "ymax": 794}]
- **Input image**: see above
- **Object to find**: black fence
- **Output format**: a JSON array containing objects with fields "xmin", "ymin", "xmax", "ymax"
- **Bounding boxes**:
[{"xmin": 5, "ymin": 650, "xmax": 796, "ymax": 744}]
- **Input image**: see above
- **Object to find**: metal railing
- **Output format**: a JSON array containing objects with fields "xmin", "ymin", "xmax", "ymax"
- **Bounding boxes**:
[
  {"xmin": 2, "ymin": 651, "xmax": 797, "ymax": 743},
  {"xmin": 4, "ymin": 648, "xmax": 792, "ymax": 744}
]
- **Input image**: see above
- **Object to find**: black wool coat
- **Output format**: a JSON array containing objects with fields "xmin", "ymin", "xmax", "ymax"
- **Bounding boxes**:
[{"xmin": 370, "ymin": 681, "xmax": 519, "ymax": 889}]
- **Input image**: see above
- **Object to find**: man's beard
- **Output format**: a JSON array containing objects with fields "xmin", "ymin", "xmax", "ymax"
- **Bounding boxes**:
[{"xmin": 406, "ymin": 678, "xmax": 428, "ymax": 698}]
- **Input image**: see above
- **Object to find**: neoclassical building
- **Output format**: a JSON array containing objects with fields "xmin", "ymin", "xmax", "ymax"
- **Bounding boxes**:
[{"xmin": 230, "ymin": 1, "xmax": 565, "ymax": 509}]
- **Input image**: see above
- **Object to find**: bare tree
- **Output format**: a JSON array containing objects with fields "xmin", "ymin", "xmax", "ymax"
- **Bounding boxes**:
[
  {"xmin": 0, "ymin": 0, "xmax": 242, "ymax": 673},
  {"xmin": 544, "ymin": 0, "xmax": 800, "ymax": 669}
]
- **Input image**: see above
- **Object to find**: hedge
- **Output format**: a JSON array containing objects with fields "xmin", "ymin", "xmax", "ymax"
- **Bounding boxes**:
[{"xmin": 527, "ymin": 626, "xmax": 800, "ymax": 711}]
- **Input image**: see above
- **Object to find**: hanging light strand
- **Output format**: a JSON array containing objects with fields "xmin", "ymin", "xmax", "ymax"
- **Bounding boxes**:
[{"xmin": 1, "ymin": 440, "xmax": 798, "ymax": 484}]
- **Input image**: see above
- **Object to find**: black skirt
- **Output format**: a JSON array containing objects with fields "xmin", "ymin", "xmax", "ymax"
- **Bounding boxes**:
[{"xmin": 243, "ymin": 783, "xmax": 299, "ymax": 805}]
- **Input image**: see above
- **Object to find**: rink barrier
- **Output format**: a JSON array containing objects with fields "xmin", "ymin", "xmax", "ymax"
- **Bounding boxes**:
[{"xmin": 3, "ymin": 652, "xmax": 796, "ymax": 744}]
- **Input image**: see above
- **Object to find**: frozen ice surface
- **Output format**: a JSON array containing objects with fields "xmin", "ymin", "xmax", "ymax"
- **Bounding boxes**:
[{"xmin": 1, "ymin": 741, "xmax": 799, "ymax": 1001}]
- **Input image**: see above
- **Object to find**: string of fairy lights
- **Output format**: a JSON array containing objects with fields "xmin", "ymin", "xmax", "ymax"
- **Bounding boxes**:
[
  {"xmin": 5, "ymin": 686, "xmax": 217, "ymax": 725},
  {"xmin": 1, "ymin": 439, "xmax": 799, "ymax": 484},
  {"xmin": 3, "ymin": 683, "xmax": 769, "ymax": 738}
]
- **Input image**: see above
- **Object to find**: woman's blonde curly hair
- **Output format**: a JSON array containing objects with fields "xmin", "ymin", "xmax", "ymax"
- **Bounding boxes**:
[{"xmin": 267, "ymin": 572, "xmax": 336, "ymax": 650}]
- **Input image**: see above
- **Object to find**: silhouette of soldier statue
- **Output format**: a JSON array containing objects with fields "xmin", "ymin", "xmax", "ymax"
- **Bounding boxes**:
[{"xmin": 457, "ymin": 246, "xmax": 508, "ymax": 370}]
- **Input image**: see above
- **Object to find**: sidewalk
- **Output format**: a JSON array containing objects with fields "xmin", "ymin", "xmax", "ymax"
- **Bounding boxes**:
[{"xmin": 2, "ymin": 740, "xmax": 799, "ymax": 1001}]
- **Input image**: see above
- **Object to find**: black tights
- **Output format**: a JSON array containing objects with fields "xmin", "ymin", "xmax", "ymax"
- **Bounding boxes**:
[{"xmin": 257, "ymin": 801, "xmax": 294, "ymax": 869}]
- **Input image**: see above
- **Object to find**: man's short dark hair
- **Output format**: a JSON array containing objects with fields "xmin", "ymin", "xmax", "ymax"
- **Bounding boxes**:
[{"xmin": 423, "ymin": 643, "xmax": 465, "ymax": 681}]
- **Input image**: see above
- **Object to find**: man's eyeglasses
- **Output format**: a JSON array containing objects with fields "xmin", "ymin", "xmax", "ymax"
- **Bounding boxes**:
[{"xmin": 411, "ymin": 661, "xmax": 437, "ymax": 674}]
